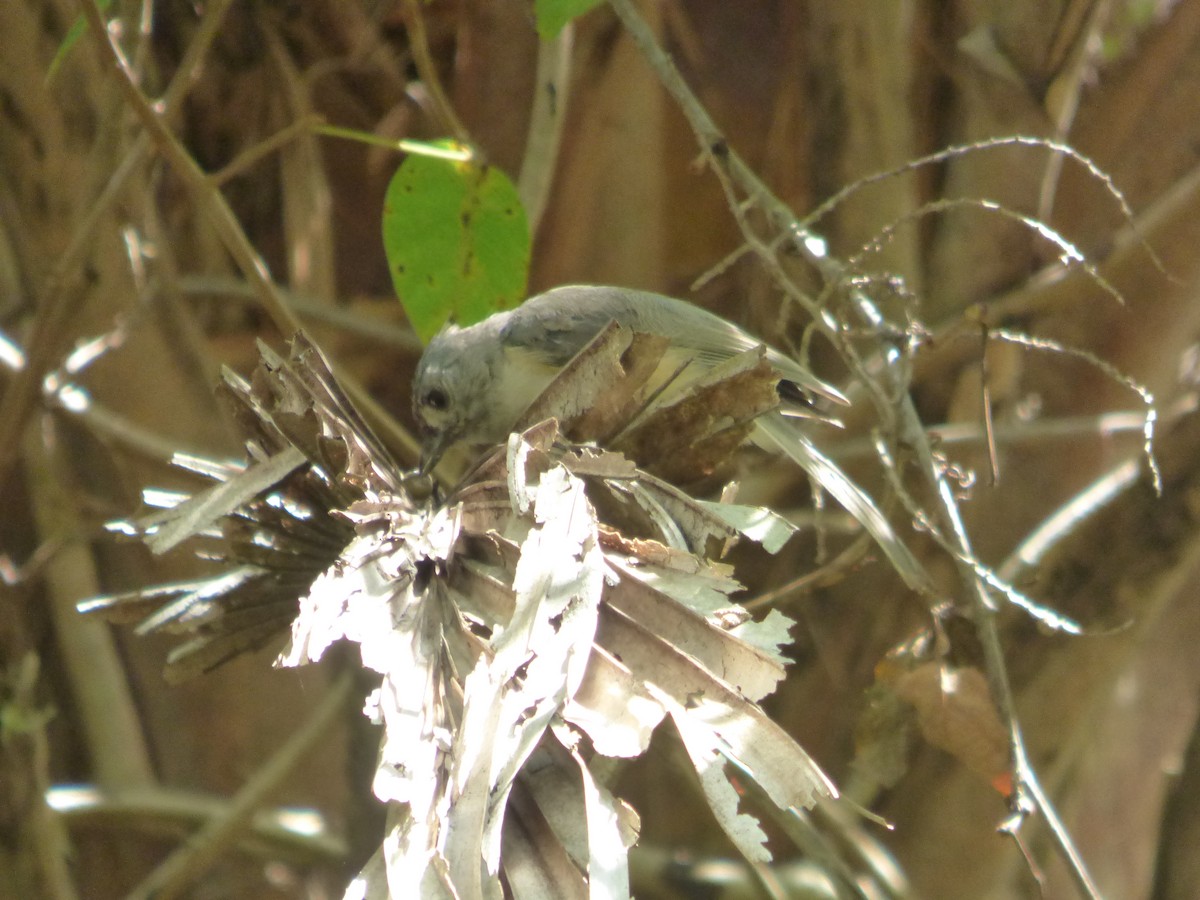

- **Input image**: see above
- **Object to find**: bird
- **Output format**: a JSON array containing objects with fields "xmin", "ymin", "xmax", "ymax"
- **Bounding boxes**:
[
  {"xmin": 412, "ymin": 284, "xmax": 847, "ymax": 469},
  {"xmin": 411, "ymin": 284, "xmax": 929, "ymax": 589}
]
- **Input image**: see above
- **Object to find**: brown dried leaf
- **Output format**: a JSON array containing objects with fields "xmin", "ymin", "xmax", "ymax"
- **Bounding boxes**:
[
  {"xmin": 568, "ymin": 332, "xmax": 674, "ymax": 442},
  {"xmin": 892, "ymin": 663, "xmax": 1010, "ymax": 785},
  {"xmin": 601, "ymin": 559, "xmax": 787, "ymax": 702},
  {"xmin": 613, "ymin": 346, "xmax": 780, "ymax": 482},
  {"xmin": 515, "ymin": 321, "xmax": 641, "ymax": 438}
]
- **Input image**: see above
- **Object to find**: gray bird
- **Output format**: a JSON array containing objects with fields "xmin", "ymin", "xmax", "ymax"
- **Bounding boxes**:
[
  {"xmin": 412, "ymin": 284, "xmax": 846, "ymax": 466},
  {"xmin": 411, "ymin": 284, "xmax": 929, "ymax": 590}
]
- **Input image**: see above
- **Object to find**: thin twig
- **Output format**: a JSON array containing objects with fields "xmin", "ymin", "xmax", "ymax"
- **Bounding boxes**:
[
  {"xmin": 400, "ymin": 0, "xmax": 471, "ymax": 145},
  {"xmin": 78, "ymin": 0, "xmax": 422, "ymax": 468},
  {"xmin": 0, "ymin": 0, "xmax": 238, "ymax": 490},
  {"xmin": 267, "ymin": 28, "xmax": 338, "ymax": 301},
  {"xmin": 14, "ymin": 654, "xmax": 82, "ymax": 900},
  {"xmin": 46, "ymin": 787, "xmax": 345, "ymax": 864},
  {"xmin": 742, "ymin": 534, "xmax": 872, "ymax": 612},
  {"xmin": 989, "ymin": 327, "xmax": 1159, "ymax": 492},
  {"xmin": 50, "ymin": 389, "xmax": 196, "ymax": 464},
  {"xmin": 835, "ymin": 410, "xmax": 1171, "ymax": 465},
  {"xmin": 1037, "ymin": 1, "xmax": 1114, "ymax": 225},
  {"xmin": 831, "ymin": 406, "xmax": 1183, "ymax": 462},
  {"xmin": 211, "ymin": 115, "xmax": 323, "ymax": 186},
  {"xmin": 997, "ymin": 458, "xmax": 1142, "ymax": 584},
  {"xmin": 124, "ymin": 671, "xmax": 354, "ymax": 900},
  {"xmin": 46, "ymin": 783, "xmax": 346, "ymax": 864},
  {"xmin": 78, "ymin": 0, "xmax": 303, "ymax": 337},
  {"xmin": 177, "ymin": 275, "xmax": 424, "ymax": 352}
]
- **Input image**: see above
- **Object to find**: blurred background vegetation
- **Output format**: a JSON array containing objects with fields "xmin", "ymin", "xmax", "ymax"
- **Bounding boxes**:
[{"xmin": 3, "ymin": 1, "xmax": 1200, "ymax": 897}]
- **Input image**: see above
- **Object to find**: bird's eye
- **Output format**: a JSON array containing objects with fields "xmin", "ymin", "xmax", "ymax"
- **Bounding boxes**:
[{"xmin": 422, "ymin": 387, "xmax": 449, "ymax": 411}]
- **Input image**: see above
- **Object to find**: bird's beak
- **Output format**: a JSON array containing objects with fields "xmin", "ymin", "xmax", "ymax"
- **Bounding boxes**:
[{"xmin": 417, "ymin": 429, "xmax": 452, "ymax": 475}]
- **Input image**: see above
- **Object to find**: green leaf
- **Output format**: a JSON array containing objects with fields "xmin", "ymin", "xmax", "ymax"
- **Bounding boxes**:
[
  {"xmin": 382, "ymin": 152, "xmax": 530, "ymax": 343},
  {"xmin": 535, "ymin": 0, "xmax": 605, "ymax": 38}
]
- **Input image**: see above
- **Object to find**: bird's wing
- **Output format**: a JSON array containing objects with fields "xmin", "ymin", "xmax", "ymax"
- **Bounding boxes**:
[
  {"xmin": 496, "ymin": 286, "xmax": 639, "ymax": 367},
  {"xmin": 635, "ymin": 295, "xmax": 847, "ymax": 404},
  {"xmin": 502, "ymin": 286, "xmax": 847, "ymax": 405}
]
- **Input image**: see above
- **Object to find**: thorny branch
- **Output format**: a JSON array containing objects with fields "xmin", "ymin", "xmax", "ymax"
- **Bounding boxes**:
[{"xmin": 607, "ymin": 0, "xmax": 1113, "ymax": 896}]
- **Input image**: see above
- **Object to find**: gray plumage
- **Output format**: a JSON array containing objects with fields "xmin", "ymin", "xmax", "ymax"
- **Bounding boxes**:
[
  {"xmin": 413, "ymin": 284, "xmax": 931, "ymax": 590},
  {"xmin": 412, "ymin": 285, "xmax": 845, "ymax": 467}
]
